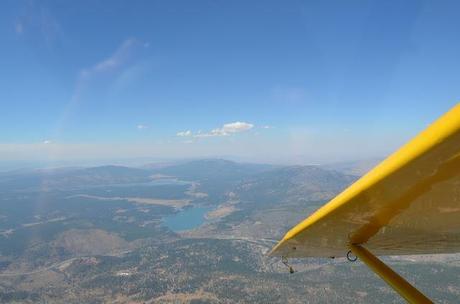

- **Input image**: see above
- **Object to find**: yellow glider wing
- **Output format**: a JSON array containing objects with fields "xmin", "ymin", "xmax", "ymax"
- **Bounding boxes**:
[{"xmin": 271, "ymin": 103, "xmax": 460, "ymax": 258}]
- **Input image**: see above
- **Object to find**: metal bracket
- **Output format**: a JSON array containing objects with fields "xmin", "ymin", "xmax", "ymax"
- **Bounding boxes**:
[{"xmin": 281, "ymin": 256, "xmax": 295, "ymax": 274}]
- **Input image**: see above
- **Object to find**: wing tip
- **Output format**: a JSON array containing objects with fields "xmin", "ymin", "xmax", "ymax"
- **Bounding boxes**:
[{"xmin": 268, "ymin": 235, "xmax": 290, "ymax": 257}]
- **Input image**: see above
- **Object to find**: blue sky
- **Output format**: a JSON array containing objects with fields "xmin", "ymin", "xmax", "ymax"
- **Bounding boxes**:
[{"xmin": 1, "ymin": 0, "xmax": 459, "ymax": 165}]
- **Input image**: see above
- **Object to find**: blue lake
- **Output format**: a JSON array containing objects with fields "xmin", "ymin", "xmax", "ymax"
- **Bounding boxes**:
[{"xmin": 163, "ymin": 206, "xmax": 212, "ymax": 232}]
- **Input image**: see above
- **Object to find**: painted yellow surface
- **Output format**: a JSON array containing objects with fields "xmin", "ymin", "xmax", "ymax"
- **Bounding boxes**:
[
  {"xmin": 350, "ymin": 245, "xmax": 433, "ymax": 304},
  {"xmin": 271, "ymin": 103, "xmax": 460, "ymax": 257}
]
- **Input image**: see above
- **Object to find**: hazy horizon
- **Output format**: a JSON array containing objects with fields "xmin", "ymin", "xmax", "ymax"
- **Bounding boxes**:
[{"xmin": 0, "ymin": 154, "xmax": 384, "ymax": 172}]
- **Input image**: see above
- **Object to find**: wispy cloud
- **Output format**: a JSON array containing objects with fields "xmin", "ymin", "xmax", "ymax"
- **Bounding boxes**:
[
  {"xmin": 137, "ymin": 124, "xmax": 148, "ymax": 130},
  {"xmin": 177, "ymin": 122, "xmax": 254, "ymax": 139},
  {"xmin": 57, "ymin": 38, "xmax": 150, "ymax": 137},
  {"xmin": 272, "ymin": 86, "xmax": 308, "ymax": 104},
  {"xmin": 43, "ymin": 140, "xmax": 52, "ymax": 144},
  {"xmin": 80, "ymin": 38, "xmax": 145, "ymax": 79},
  {"xmin": 15, "ymin": 22, "xmax": 24, "ymax": 34},
  {"xmin": 14, "ymin": 3, "xmax": 63, "ymax": 46}
]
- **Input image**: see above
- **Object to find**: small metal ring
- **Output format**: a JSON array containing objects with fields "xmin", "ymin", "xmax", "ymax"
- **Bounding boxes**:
[{"xmin": 347, "ymin": 250, "xmax": 357, "ymax": 262}]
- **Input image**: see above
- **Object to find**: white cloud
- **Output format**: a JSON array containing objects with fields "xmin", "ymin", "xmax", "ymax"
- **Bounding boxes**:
[
  {"xmin": 220, "ymin": 121, "xmax": 254, "ymax": 134},
  {"xmin": 43, "ymin": 140, "xmax": 52, "ymax": 144},
  {"xmin": 176, "ymin": 130, "xmax": 192, "ymax": 137},
  {"xmin": 137, "ymin": 124, "xmax": 148, "ymax": 130},
  {"xmin": 177, "ymin": 122, "xmax": 254, "ymax": 138},
  {"xmin": 262, "ymin": 125, "xmax": 272, "ymax": 129}
]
